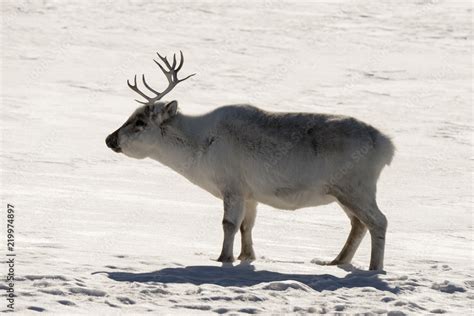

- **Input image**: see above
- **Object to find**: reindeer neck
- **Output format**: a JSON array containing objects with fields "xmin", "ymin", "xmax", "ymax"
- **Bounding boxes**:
[{"xmin": 148, "ymin": 112, "xmax": 203, "ymax": 177}]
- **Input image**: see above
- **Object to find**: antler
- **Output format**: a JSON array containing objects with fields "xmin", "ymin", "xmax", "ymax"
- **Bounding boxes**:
[{"xmin": 127, "ymin": 51, "xmax": 195, "ymax": 105}]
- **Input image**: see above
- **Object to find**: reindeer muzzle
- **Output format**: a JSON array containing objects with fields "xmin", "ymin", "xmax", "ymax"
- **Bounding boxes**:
[{"xmin": 106, "ymin": 132, "xmax": 121, "ymax": 153}]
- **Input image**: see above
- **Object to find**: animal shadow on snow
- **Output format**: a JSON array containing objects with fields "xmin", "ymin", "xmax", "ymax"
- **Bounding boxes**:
[{"xmin": 98, "ymin": 263, "xmax": 399, "ymax": 293}]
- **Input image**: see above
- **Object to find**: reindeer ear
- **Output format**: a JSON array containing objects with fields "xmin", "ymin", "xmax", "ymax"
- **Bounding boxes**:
[{"xmin": 164, "ymin": 100, "xmax": 178, "ymax": 117}]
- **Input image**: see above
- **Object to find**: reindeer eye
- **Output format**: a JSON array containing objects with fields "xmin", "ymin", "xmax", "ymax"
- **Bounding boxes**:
[{"xmin": 135, "ymin": 120, "xmax": 146, "ymax": 128}]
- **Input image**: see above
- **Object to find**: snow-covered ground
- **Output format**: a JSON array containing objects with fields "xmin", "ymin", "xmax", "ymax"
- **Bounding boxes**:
[{"xmin": 1, "ymin": 0, "xmax": 472, "ymax": 314}]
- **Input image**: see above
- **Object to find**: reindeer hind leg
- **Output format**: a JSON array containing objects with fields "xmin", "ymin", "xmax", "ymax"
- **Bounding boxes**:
[
  {"xmin": 330, "ymin": 186, "xmax": 387, "ymax": 271},
  {"xmin": 330, "ymin": 204, "xmax": 367, "ymax": 265},
  {"xmin": 238, "ymin": 200, "xmax": 257, "ymax": 261}
]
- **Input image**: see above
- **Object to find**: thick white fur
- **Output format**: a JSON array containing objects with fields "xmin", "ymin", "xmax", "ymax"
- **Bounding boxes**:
[{"xmin": 108, "ymin": 101, "xmax": 395, "ymax": 270}]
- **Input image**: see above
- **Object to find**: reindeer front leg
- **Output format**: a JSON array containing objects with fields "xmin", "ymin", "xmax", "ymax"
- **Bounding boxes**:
[{"xmin": 217, "ymin": 193, "xmax": 245, "ymax": 263}]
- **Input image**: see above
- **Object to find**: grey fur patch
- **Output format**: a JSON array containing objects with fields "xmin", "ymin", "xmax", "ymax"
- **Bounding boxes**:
[{"xmin": 216, "ymin": 105, "xmax": 384, "ymax": 157}]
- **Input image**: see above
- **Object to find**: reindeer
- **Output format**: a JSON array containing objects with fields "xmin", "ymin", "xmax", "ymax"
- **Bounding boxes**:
[{"xmin": 105, "ymin": 51, "xmax": 395, "ymax": 270}]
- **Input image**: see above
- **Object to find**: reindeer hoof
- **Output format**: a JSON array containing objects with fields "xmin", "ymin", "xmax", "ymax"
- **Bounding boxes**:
[
  {"xmin": 217, "ymin": 254, "xmax": 235, "ymax": 263},
  {"xmin": 369, "ymin": 263, "xmax": 385, "ymax": 271},
  {"xmin": 312, "ymin": 259, "xmax": 347, "ymax": 266},
  {"xmin": 328, "ymin": 260, "xmax": 343, "ymax": 265},
  {"xmin": 238, "ymin": 252, "xmax": 256, "ymax": 262}
]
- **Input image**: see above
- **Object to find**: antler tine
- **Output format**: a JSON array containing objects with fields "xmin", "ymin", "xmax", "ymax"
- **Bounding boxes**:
[
  {"xmin": 171, "ymin": 53, "xmax": 177, "ymax": 69},
  {"xmin": 127, "ymin": 74, "xmax": 152, "ymax": 102},
  {"xmin": 153, "ymin": 59, "xmax": 173, "ymax": 83},
  {"xmin": 156, "ymin": 52, "xmax": 172, "ymax": 69},
  {"xmin": 176, "ymin": 50, "xmax": 185, "ymax": 72},
  {"xmin": 153, "ymin": 59, "xmax": 167, "ymax": 74},
  {"xmin": 141, "ymin": 74, "xmax": 160, "ymax": 95},
  {"xmin": 126, "ymin": 74, "xmax": 136, "ymax": 89},
  {"xmin": 134, "ymin": 99, "xmax": 149, "ymax": 104},
  {"xmin": 177, "ymin": 73, "xmax": 196, "ymax": 83}
]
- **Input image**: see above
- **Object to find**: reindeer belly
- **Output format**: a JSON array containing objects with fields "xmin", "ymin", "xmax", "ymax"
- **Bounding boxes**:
[{"xmin": 250, "ymin": 183, "xmax": 336, "ymax": 210}]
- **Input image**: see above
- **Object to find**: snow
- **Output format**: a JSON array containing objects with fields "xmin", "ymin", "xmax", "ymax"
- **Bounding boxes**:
[{"xmin": 1, "ymin": 0, "xmax": 472, "ymax": 314}]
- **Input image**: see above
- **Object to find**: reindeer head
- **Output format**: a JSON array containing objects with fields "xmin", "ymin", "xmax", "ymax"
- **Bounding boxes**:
[{"xmin": 106, "ymin": 51, "xmax": 194, "ymax": 159}]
